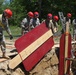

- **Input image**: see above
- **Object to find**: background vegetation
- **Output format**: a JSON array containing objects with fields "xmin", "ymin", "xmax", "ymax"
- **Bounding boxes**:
[
  {"xmin": 0, "ymin": 0, "xmax": 76, "ymax": 26},
  {"xmin": 0, "ymin": 0, "xmax": 74, "ymax": 39}
]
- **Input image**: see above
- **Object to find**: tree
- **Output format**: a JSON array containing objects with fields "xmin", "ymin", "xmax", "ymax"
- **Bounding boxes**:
[
  {"xmin": 1, "ymin": 0, "xmax": 76, "ymax": 26},
  {"xmin": 0, "ymin": 0, "xmax": 5, "ymax": 13}
]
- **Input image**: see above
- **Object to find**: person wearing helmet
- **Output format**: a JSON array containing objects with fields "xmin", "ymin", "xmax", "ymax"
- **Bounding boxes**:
[
  {"xmin": 0, "ymin": 9, "xmax": 13, "ymax": 58},
  {"xmin": 53, "ymin": 16, "xmax": 59, "ymax": 21},
  {"xmin": 43, "ymin": 13, "xmax": 55, "ymax": 33},
  {"xmin": 65, "ymin": 13, "xmax": 72, "ymax": 31},
  {"xmin": 21, "ymin": 11, "xmax": 34, "ymax": 35},
  {"xmin": 61, "ymin": 13, "xmax": 72, "ymax": 34},
  {"xmin": 52, "ymin": 15, "xmax": 59, "ymax": 32},
  {"xmin": 66, "ymin": 13, "xmax": 72, "ymax": 24},
  {"xmin": 32, "ymin": 11, "xmax": 40, "ymax": 28}
]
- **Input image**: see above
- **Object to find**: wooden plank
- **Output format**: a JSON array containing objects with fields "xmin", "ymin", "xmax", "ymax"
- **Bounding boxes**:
[
  {"xmin": 23, "ymin": 37, "xmax": 54, "ymax": 71},
  {"xmin": 59, "ymin": 22, "xmax": 71, "ymax": 75},
  {"xmin": 15, "ymin": 23, "xmax": 49, "ymax": 53},
  {"xmin": 9, "ymin": 29, "xmax": 53, "ymax": 69},
  {"xmin": 59, "ymin": 34, "xmax": 65, "ymax": 75},
  {"xmin": 64, "ymin": 22, "xmax": 71, "ymax": 74}
]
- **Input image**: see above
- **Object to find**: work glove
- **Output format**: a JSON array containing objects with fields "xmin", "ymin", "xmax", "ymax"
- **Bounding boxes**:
[{"xmin": 9, "ymin": 35, "xmax": 13, "ymax": 40}]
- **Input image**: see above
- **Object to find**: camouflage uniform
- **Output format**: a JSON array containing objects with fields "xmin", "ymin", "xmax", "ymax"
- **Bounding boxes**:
[
  {"xmin": 52, "ymin": 20, "xmax": 58, "ymax": 33},
  {"xmin": 21, "ymin": 17, "xmax": 33, "ymax": 35},
  {"xmin": 45, "ymin": 19, "xmax": 55, "ymax": 33},
  {"xmin": 0, "ymin": 13, "xmax": 13, "ymax": 57},
  {"xmin": 61, "ymin": 17, "xmax": 71, "ymax": 33},
  {"xmin": 32, "ymin": 18, "xmax": 40, "ymax": 27}
]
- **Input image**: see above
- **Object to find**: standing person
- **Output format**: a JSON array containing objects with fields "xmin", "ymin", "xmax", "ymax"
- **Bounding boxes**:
[
  {"xmin": 61, "ymin": 13, "xmax": 72, "ymax": 34},
  {"xmin": 42, "ymin": 13, "xmax": 55, "ymax": 33},
  {"xmin": 21, "ymin": 11, "xmax": 34, "ymax": 35},
  {"xmin": 0, "ymin": 9, "xmax": 13, "ymax": 58},
  {"xmin": 65, "ymin": 13, "xmax": 72, "ymax": 31},
  {"xmin": 44, "ymin": 13, "xmax": 55, "ymax": 33},
  {"xmin": 53, "ymin": 15, "xmax": 59, "ymax": 32},
  {"xmin": 32, "ymin": 11, "xmax": 40, "ymax": 28},
  {"xmin": 72, "ymin": 18, "xmax": 76, "ymax": 40},
  {"xmin": 66, "ymin": 13, "xmax": 72, "ymax": 24}
]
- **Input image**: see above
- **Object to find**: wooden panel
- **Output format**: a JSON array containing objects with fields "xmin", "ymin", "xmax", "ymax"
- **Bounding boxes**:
[
  {"xmin": 9, "ymin": 23, "xmax": 54, "ymax": 70},
  {"xmin": 59, "ymin": 34, "xmax": 71, "ymax": 75},
  {"xmin": 23, "ymin": 37, "xmax": 54, "ymax": 71}
]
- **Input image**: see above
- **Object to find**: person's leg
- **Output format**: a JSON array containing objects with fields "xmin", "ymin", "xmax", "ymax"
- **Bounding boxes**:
[
  {"xmin": 1, "ymin": 41, "xmax": 6, "ymax": 57},
  {"xmin": 1, "ymin": 35, "xmax": 6, "ymax": 57},
  {"xmin": 1, "ymin": 35, "xmax": 9, "ymax": 58}
]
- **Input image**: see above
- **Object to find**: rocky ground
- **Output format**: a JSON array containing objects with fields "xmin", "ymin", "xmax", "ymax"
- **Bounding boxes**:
[{"xmin": 0, "ymin": 37, "xmax": 74, "ymax": 75}]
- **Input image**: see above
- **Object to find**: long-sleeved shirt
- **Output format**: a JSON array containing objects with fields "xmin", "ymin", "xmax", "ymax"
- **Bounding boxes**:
[
  {"xmin": 21, "ymin": 17, "xmax": 33, "ymax": 31},
  {"xmin": 0, "ymin": 14, "xmax": 12, "ymax": 35},
  {"xmin": 32, "ymin": 18, "xmax": 40, "ymax": 27}
]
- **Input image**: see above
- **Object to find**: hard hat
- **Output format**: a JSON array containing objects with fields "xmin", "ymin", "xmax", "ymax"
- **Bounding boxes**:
[
  {"xmin": 4, "ymin": 9, "xmax": 12, "ymax": 18},
  {"xmin": 47, "ymin": 13, "xmax": 52, "ymax": 19},
  {"xmin": 34, "ymin": 12, "xmax": 39, "ymax": 15},
  {"xmin": 34, "ymin": 12, "xmax": 39, "ymax": 17},
  {"xmin": 54, "ymin": 16, "xmax": 59, "ymax": 21},
  {"xmin": 67, "ymin": 13, "xmax": 72, "ymax": 18},
  {"xmin": 28, "ymin": 11, "xmax": 34, "ymax": 18}
]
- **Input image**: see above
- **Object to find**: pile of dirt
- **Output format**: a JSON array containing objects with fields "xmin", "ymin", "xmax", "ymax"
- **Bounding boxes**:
[
  {"xmin": 0, "ymin": 47, "xmax": 59, "ymax": 75},
  {"xmin": 29, "ymin": 48, "xmax": 59, "ymax": 75},
  {"xmin": 0, "ymin": 39, "xmax": 74, "ymax": 75}
]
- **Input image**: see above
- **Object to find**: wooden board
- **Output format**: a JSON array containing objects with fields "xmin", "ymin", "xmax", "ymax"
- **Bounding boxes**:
[
  {"xmin": 59, "ymin": 25, "xmax": 71, "ymax": 75},
  {"xmin": 9, "ymin": 22, "xmax": 54, "ymax": 70},
  {"xmin": 59, "ymin": 34, "xmax": 71, "ymax": 75},
  {"xmin": 23, "ymin": 37, "xmax": 54, "ymax": 71}
]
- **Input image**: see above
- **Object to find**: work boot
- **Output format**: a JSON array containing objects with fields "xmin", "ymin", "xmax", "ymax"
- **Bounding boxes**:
[{"xmin": 2, "ymin": 52, "xmax": 10, "ymax": 59}]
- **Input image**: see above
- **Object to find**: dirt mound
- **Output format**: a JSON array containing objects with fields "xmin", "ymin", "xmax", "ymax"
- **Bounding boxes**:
[{"xmin": 0, "ymin": 39, "xmax": 74, "ymax": 75}]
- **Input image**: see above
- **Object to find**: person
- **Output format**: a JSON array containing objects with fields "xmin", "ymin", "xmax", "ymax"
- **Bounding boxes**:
[
  {"xmin": 44, "ymin": 13, "xmax": 55, "ymax": 33},
  {"xmin": 21, "ymin": 11, "xmax": 34, "ymax": 35},
  {"xmin": 66, "ymin": 13, "xmax": 72, "ymax": 24},
  {"xmin": 0, "ymin": 9, "xmax": 13, "ymax": 58},
  {"xmin": 61, "ymin": 13, "xmax": 72, "ymax": 33},
  {"xmin": 72, "ymin": 18, "xmax": 76, "ymax": 40},
  {"xmin": 65, "ymin": 13, "xmax": 72, "ymax": 29},
  {"xmin": 53, "ymin": 15, "xmax": 59, "ymax": 32},
  {"xmin": 32, "ymin": 11, "xmax": 40, "ymax": 28}
]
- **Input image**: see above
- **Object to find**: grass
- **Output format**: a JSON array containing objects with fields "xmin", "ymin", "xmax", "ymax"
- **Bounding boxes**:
[
  {"xmin": 3, "ymin": 25, "xmax": 74, "ymax": 40},
  {"xmin": 3, "ymin": 26, "xmax": 21, "ymax": 39}
]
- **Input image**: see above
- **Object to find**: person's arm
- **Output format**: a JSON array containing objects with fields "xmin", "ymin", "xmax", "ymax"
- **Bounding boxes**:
[
  {"xmin": 4, "ymin": 19, "xmax": 13, "ymax": 39},
  {"xmin": 21, "ymin": 18, "xmax": 27, "ymax": 28},
  {"xmin": 37, "ymin": 18, "xmax": 40, "ymax": 25}
]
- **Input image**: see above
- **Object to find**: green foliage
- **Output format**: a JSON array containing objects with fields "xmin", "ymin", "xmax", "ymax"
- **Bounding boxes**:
[
  {"xmin": 0, "ymin": 0, "xmax": 5, "ymax": 13},
  {"xmin": 4, "ymin": 25, "xmax": 21, "ymax": 39},
  {"xmin": 9, "ymin": 0, "xmax": 26, "ymax": 26},
  {"xmin": 0, "ymin": 0, "xmax": 76, "ymax": 26}
]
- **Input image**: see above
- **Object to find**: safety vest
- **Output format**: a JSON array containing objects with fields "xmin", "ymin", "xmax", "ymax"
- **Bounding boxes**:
[{"xmin": 0, "ymin": 14, "xmax": 5, "ymax": 29}]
